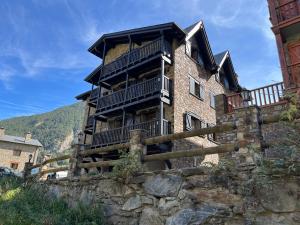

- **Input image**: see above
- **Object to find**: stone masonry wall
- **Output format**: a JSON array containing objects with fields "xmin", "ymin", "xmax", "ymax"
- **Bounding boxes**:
[{"xmin": 43, "ymin": 167, "xmax": 299, "ymax": 225}]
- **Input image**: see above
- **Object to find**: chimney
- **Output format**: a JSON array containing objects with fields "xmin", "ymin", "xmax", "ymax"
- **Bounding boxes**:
[
  {"xmin": 0, "ymin": 127, "xmax": 5, "ymax": 136},
  {"xmin": 25, "ymin": 132, "xmax": 32, "ymax": 141}
]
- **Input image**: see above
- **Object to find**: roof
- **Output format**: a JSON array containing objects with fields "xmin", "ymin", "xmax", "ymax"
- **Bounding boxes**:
[
  {"xmin": 75, "ymin": 90, "xmax": 91, "ymax": 101},
  {"xmin": 0, "ymin": 135, "xmax": 43, "ymax": 147},
  {"xmin": 184, "ymin": 21, "xmax": 217, "ymax": 72},
  {"xmin": 214, "ymin": 51, "xmax": 228, "ymax": 66},
  {"xmin": 89, "ymin": 22, "xmax": 186, "ymax": 58}
]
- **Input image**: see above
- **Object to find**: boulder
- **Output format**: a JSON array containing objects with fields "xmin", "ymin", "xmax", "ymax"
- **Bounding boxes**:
[
  {"xmin": 122, "ymin": 195, "xmax": 142, "ymax": 211},
  {"xmin": 139, "ymin": 208, "xmax": 164, "ymax": 225},
  {"xmin": 143, "ymin": 174, "xmax": 182, "ymax": 197}
]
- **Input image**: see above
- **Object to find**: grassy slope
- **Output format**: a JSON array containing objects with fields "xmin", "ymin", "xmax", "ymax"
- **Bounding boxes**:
[
  {"xmin": 0, "ymin": 177, "xmax": 104, "ymax": 225},
  {"xmin": 0, "ymin": 102, "xmax": 84, "ymax": 152}
]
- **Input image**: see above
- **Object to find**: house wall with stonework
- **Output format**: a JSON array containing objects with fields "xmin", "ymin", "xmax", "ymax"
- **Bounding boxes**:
[
  {"xmin": 170, "ymin": 42, "xmax": 228, "ymax": 168},
  {"xmin": 0, "ymin": 141, "xmax": 39, "ymax": 172}
]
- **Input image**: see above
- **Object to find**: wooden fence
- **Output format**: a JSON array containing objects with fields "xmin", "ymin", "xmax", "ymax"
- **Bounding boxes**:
[{"xmin": 24, "ymin": 112, "xmax": 291, "ymax": 180}]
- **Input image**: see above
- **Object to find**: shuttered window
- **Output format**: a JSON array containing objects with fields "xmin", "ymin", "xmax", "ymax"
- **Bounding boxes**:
[
  {"xmin": 210, "ymin": 92, "xmax": 216, "ymax": 109},
  {"xmin": 185, "ymin": 112, "xmax": 205, "ymax": 131},
  {"xmin": 189, "ymin": 76, "xmax": 204, "ymax": 100},
  {"xmin": 207, "ymin": 123, "xmax": 216, "ymax": 141}
]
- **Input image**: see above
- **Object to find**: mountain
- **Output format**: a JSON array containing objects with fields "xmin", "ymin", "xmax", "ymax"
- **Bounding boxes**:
[{"xmin": 0, "ymin": 102, "xmax": 85, "ymax": 153}]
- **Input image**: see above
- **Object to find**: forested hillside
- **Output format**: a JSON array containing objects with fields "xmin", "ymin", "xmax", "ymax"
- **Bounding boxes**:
[{"xmin": 0, "ymin": 102, "xmax": 84, "ymax": 152}]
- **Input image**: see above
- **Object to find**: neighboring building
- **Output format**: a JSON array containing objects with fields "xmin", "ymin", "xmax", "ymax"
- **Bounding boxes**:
[
  {"xmin": 0, "ymin": 128, "xmax": 42, "ymax": 172},
  {"xmin": 76, "ymin": 21, "xmax": 240, "ymax": 168},
  {"xmin": 268, "ymin": 0, "xmax": 300, "ymax": 91}
]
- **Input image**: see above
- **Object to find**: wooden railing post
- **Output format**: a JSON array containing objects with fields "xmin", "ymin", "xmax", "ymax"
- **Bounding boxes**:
[
  {"xmin": 129, "ymin": 129, "xmax": 146, "ymax": 163},
  {"xmin": 23, "ymin": 162, "xmax": 33, "ymax": 181},
  {"xmin": 68, "ymin": 143, "xmax": 84, "ymax": 178}
]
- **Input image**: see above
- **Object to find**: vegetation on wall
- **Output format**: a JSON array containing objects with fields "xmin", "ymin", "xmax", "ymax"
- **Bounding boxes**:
[
  {"xmin": 0, "ymin": 102, "xmax": 84, "ymax": 153},
  {"xmin": 0, "ymin": 177, "xmax": 104, "ymax": 225}
]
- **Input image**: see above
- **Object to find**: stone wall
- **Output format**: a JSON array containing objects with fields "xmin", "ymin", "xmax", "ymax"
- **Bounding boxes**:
[{"xmin": 42, "ymin": 166, "xmax": 299, "ymax": 225}]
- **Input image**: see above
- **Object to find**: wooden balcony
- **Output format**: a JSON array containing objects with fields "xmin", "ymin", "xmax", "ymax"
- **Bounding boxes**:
[
  {"xmin": 92, "ymin": 119, "xmax": 170, "ymax": 147},
  {"xmin": 88, "ymin": 87, "xmax": 100, "ymax": 106},
  {"xmin": 226, "ymin": 82, "xmax": 285, "ymax": 112},
  {"xmin": 96, "ymin": 76, "xmax": 170, "ymax": 114},
  {"xmin": 100, "ymin": 38, "xmax": 172, "ymax": 82},
  {"xmin": 275, "ymin": 0, "xmax": 300, "ymax": 24},
  {"xmin": 84, "ymin": 115, "xmax": 94, "ymax": 134}
]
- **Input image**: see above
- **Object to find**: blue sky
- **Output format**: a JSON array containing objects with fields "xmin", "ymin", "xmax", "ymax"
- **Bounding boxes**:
[{"xmin": 0, "ymin": 0, "xmax": 282, "ymax": 120}]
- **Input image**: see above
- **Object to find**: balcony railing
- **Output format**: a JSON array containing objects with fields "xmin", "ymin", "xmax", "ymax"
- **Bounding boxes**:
[
  {"xmin": 86, "ymin": 115, "xmax": 94, "ymax": 128},
  {"xmin": 89, "ymin": 87, "xmax": 100, "ymax": 104},
  {"xmin": 275, "ymin": 0, "xmax": 300, "ymax": 23},
  {"xmin": 96, "ymin": 76, "xmax": 169, "ymax": 112},
  {"xmin": 100, "ymin": 38, "xmax": 172, "ymax": 81},
  {"xmin": 92, "ymin": 119, "xmax": 170, "ymax": 147},
  {"xmin": 227, "ymin": 82, "xmax": 285, "ymax": 112}
]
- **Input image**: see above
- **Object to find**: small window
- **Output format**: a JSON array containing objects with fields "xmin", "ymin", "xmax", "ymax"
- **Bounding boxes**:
[
  {"xmin": 10, "ymin": 163, "xmax": 18, "ymax": 170},
  {"xmin": 189, "ymin": 76, "xmax": 204, "ymax": 100},
  {"xmin": 185, "ymin": 112, "xmax": 205, "ymax": 131},
  {"xmin": 207, "ymin": 123, "xmax": 217, "ymax": 142},
  {"xmin": 209, "ymin": 92, "xmax": 216, "ymax": 109},
  {"xmin": 13, "ymin": 150, "xmax": 21, "ymax": 157}
]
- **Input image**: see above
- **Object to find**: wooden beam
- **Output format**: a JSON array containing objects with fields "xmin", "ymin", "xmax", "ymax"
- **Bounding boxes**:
[
  {"xmin": 144, "ymin": 123, "xmax": 236, "ymax": 145},
  {"xmin": 261, "ymin": 113, "xmax": 300, "ymax": 124},
  {"xmin": 40, "ymin": 166, "xmax": 69, "ymax": 176},
  {"xmin": 80, "ymin": 143, "xmax": 130, "ymax": 157},
  {"xmin": 79, "ymin": 159, "xmax": 121, "ymax": 169},
  {"xmin": 29, "ymin": 154, "xmax": 71, "ymax": 170},
  {"xmin": 143, "ymin": 143, "xmax": 237, "ymax": 162}
]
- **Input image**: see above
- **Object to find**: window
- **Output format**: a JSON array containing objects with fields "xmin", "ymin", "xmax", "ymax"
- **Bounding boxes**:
[
  {"xmin": 209, "ymin": 92, "xmax": 216, "ymax": 109},
  {"xmin": 207, "ymin": 123, "xmax": 217, "ymax": 142},
  {"xmin": 189, "ymin": 76, "xmax": 204, "ymax": 100},
  {"xmin": 10, "ymin": 163, "xmax": 18, "ymax": 170},
  {"xmin": 185, "ymin": 112, "xmax": 205, "ymax": 131},
  {"xmin": 13, "ymin": 150, "xmax": 21, "ymax": 156}
]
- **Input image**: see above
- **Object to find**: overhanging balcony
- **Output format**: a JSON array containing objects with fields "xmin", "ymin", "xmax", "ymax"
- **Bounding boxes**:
[
  {"xmin": 275, "ymin": 0, "xmax": 300, "ymax": 24},
  {"xmin": 88, "ymin": 87, "xmax": 100, "ymax": 106},
  {"xmin": 84, "ymin": 115, "xmax": 94, "ymax": 134},
  {"xmin": 100, "ymin": 38, "xmax": 172, "ymax": 83},
  {"xmin": 96, "ymin": 76, "xmax": 170, "ymax": 115},
  {"xmin": 92, "ymin": 119, "xmax": 170, "ymax": 147}
]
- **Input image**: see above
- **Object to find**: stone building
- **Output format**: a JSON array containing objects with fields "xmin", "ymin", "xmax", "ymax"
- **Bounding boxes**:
[
  {"xmin": 76, "ymin": 21, "xmax": 241, "ymax": 168},
  {"xmin": 0, "ymin": 127, "xmax": 42, "ymax": 172}
]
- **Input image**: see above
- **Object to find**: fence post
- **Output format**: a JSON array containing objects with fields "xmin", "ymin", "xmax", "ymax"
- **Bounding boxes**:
[
  {"xmin": 68, "ymin": 132, "xmax": 84, "ymax": 178},
  {"xmin": 68, "ymin": 144, "xmax": 84, "ymax": 178},
  {"xmin": 234, "ymin": 106, "xmax": 262, "ymax": 168},
  {"xmin": 216, "ymin": 94, "xmax": 263, "ymax": 168},
  {"xmin": 23, "ymin": 162, "xmax": 33, "ymax": 181},
  {"xmin": 129, "ymin": 129, "xmax": 146, "ymax": 163}
]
